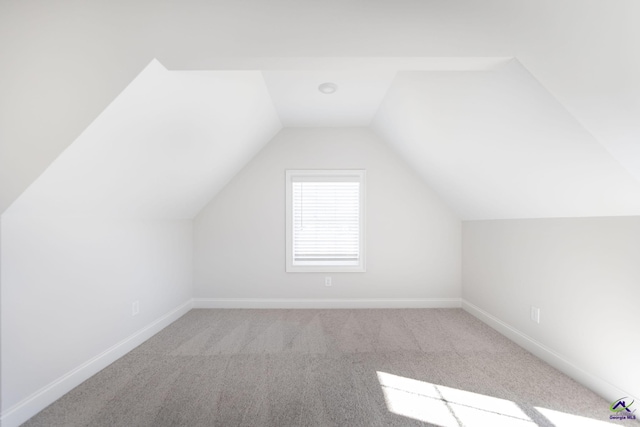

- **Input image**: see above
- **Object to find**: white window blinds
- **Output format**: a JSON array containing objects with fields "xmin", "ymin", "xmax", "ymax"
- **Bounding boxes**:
[
  {"xmin": 292, "ymin": 180, "xmax": 360, "ymax": 264},
  {"xmin": 286, "ymin": 170, "xmax": 365, "ymax": 272}
]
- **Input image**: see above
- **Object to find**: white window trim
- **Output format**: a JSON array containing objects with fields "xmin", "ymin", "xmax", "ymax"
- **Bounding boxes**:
[{"xmin": 286, "ymin": 169, "xmax": 366, "ymax": 273}]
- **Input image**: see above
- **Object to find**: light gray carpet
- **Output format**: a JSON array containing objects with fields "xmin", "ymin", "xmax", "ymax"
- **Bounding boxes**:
[{"xmin": 24, "ymin": 309, "xmax": 632, "ymax": 426}]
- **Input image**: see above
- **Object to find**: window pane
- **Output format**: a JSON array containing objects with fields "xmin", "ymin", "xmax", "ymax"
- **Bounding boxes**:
[{"xmin": 292, "ymin": 181, "xmax": 360, "ymax": 264}]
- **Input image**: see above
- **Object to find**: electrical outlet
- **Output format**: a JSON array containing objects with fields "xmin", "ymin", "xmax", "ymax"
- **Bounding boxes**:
[
  {"xmin": 325, "ymin": 276, "xmax": 332, "ymax": 287},
  {"xmin": 530, "ymin": 306, "xmax": 540, "ymax": 324},
  {"xmin": 132, "ymin": 300, "xmax": 140, "ymax": 316}
]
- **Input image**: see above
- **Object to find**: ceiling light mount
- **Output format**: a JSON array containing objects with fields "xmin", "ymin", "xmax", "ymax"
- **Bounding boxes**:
[{"xmin": 318, "ymin": 82, "xmax": 338, "ymax": 94}]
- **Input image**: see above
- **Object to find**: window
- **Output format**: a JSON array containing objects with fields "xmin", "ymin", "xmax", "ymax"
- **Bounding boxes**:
[{"xmin": 286, "ymin": 170, "xmax": 366, "ymax": 272}]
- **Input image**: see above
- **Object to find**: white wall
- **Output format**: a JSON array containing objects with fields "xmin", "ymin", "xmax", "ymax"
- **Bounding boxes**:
[
  {"xmin": 462, "ymin": 217, "xmax": 640, "ymax": 402},
  {"xmin": 194, "ymin": 128, "xmax": 461, "ymax": 302},
  {"xmin": 0, "ymin": 215, "xmax": 193, "ymax": 414}
]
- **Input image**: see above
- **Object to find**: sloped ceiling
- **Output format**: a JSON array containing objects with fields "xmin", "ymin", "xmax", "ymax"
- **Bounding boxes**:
[
  {"xmin": 373, "ymin": 60, "xmax": 640, "ymax": 219},
  {"xmin": 2, "ymin": 0, "xmax": 639, "ymax": 220},
  {"xmin": 9, "ymin": 56, "xmax": 640, "ymax": 221},
  {"xmin": 259, "ymin": 58, "xmax": 509, "ymax": 128},
  {"xmin": 5, "ymin": 60, "xmax": 281, "ymax": 218}
]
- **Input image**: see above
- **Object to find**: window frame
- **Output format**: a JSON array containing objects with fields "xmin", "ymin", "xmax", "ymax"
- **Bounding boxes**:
[{"xmin": 285, "ymin": 169, "xmax": 366, "ymax": 273}]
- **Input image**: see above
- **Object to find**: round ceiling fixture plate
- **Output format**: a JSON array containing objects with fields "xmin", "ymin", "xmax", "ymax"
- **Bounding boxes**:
[{"xmin": 318, "ymin": 82, "xmax": 338, "ymax": 94}]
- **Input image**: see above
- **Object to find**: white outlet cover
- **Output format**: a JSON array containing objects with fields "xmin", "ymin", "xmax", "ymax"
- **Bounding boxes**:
[{"xmin": 530, "ymin": 306, "xmax": 540, "ymax": 323}]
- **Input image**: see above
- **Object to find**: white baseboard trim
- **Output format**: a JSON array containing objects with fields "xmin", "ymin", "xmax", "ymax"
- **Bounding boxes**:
[
  {"xmin": 193, "ymin": 297, "xmax": 461, "ymax": 309},
  {"xmin": 0, "ymin": 299, "xmax": 193, "ymax": 427},
  {"xmin": 461, "ymin": 299, "xmax": 637, "ymax": 405}
]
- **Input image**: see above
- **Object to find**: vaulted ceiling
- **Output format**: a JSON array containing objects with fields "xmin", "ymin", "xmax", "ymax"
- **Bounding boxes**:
[
  {"xmin": 5, "ymin": 60, "xmax": 282, "ymax": 218},
  {"xmin": 374, "ymin": 60, "xmax": 640, "ymax": 219},
  {"xmin": 2, "ymin": 0, "xmax": 639, "ymax": 220}
]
